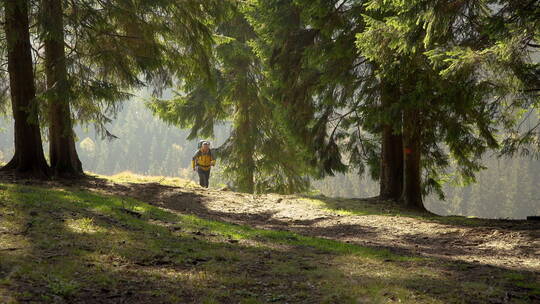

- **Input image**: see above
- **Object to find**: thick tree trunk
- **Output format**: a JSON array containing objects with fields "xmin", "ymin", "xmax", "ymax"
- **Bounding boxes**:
[
  {"xmin": 43, "ymin": 0, "xmax": 83, "ymax": 177},
  {"xmin": 379, "ymin": 80, "xmax": 403, "ymax": 201},
  {"xmin": 239, "ymin": 157, "xmax": 255, "ymax": 193},
  {"xmin": 236, "ymin": 98, "xmax": 255, "ymax": 194},
  {"xmin": 380, "ymin": 127, "xmax": 403, "ymax": 200},
  {"xmin": 401, "ymin": 108, "xmax": 427, "ymax": 212},
  {"xmin": 1, "ymin": 0, "xmax": 50, "ymax": 177}
]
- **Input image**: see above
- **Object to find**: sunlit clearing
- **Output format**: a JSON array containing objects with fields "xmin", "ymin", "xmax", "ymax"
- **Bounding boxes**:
[
  {"xmin": 65, "ymin": 217, "xmax": 103, "ymax": 234},
  {"xmin": 143, "ymin": 268, "xmax": 216, "ymax": 287},
  {"xmin": 103, "ymin": 171, "xmax": 198, "ymax": 188}
]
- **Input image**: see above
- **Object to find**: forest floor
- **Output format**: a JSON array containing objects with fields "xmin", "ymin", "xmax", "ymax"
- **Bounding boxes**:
[{"xmin": 1, "ymin": 172, "xmax": 539, "ymax": 303}]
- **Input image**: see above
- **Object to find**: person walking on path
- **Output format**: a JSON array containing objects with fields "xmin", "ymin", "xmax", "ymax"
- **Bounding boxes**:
[{"xmin": 192, "ymin": 141, "xmax": 215, "ymax": 188}]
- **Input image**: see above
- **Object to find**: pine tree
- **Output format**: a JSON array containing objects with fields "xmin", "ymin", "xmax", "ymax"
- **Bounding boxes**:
[
  {"xmin": 355, "ymin": 0, "xmax": 525, "ymax": 210},
  {"xmin": 41, "ymin": 0, "xmax": 83, "ymax": 177},
  {"xmin": 1, "ymin": 0, "xmax": 50, "ymax": 177},
  {"xmin": 149, "ymin": 4, "xmax": 311, "ymax": 193},
  {"xmin": 32, "ymin": 0, "xmax": 221, "ymax": 177},
  {"xmin": 430, "ymin": 0, "xmax": 540, "ymax": 157},
  {"xmin": 246, "ymin": 1, "xmax": 446, "ymax": 204},
  {"xmin": 379, "ymin": 79, "xmax": 403, "ymax": 200},
  {"xmin": 245, "ymin": 0, "xmax": 379, "ymax": 184}
]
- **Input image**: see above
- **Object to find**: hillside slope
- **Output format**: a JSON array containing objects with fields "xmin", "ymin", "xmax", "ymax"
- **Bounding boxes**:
[{"xmin": 1, "ymin": 172, "xmax": 539, "ymax": 303}]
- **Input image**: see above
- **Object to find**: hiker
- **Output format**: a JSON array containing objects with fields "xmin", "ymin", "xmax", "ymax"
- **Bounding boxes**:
[{"xmin": 192, "ymin": 141, "xmax": 215, "ymax": 188}]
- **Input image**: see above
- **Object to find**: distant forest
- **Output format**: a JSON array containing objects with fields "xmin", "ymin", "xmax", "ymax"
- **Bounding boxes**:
[{"xmin": 1, "ymin": 91, "xmax": 538, "ymax": 219}]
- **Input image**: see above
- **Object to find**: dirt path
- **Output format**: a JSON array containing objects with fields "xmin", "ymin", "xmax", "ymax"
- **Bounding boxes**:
[
  {"xmin": 65, "ymin": 177, "xmax": 540, "ymax": 273},
  {"xmin": 2, "ymin": 174, "xmax": 539, "ymax": 272}
]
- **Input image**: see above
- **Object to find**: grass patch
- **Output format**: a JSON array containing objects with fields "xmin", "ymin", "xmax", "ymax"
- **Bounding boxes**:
[
  {"xmin": 505, "ymin": 273, "xmax": 540, "ymax": 296},
  {"xmin": 95, "ymin": 171, "xmax": 199, "ymax": 188},
  {"xmin": 0, "ymin": 180, "xmax": 537, "ymax": 303}
]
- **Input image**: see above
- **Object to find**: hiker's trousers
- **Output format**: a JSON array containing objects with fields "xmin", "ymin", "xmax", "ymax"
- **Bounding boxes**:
[{"xmin": 197, "ymin": 168, "xmax": 210, "ymax": 188}]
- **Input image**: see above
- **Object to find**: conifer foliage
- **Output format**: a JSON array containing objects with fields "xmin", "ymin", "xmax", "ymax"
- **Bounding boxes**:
[
  {"xmin": 243, "ymin": 0, "xmax": 539, "ymax": 210},
  {"xmin": 0, "ymin": 0, "xmax": 537, "ymax": 214},
  {"xmin": 1, "ymin": 0, "xmax": 219, "ymax": 178},
  {"xmin": 148, "ymin": 4, "xmax": 311, "ymax": 194},
  {"xmin": 356, "ymin": 0, "xmax": 539, "ymax": 209}
]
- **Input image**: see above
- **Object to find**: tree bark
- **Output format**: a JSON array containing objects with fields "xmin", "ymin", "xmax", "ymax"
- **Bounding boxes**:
[
  {"xmin": 379, "ymin": 80, "xmax": 403, "ymax": 201},
  {"xmin": 1, "ymin": 0, "xmax": 50, "ymax": 178},
  {"xmin": 43, "ymin": 0, "xmax": 83, "ymax": 177},
  {"xmin": 236, "ymin": 97, "xmax": 255, "ymax": 194},
  {"xmin": 401, "ymin": 108, "xmax": 427, "ymax": 211}
]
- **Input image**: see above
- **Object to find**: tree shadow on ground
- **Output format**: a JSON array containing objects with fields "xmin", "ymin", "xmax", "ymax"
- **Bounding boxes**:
[
  {"xmin": 1, "ymin": 176, "xmax": 538, "ymax": 303},
  {"xmin": 51, "ymin": 176, "xmax": 540, "ymax": 272},
  {"xmin": 301, "ymin": 194, "xmax": 540, "ymax": 230}
]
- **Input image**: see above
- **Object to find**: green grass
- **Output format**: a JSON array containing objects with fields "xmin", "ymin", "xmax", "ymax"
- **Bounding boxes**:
[
  {"xmin": 505, "ymin": 273, "xmax": 540, "ymax": 297},
  {"xmin": 97, "ymin": 171, "xmax": 199, "ymax": 188},
  {"xmin": 0, "ymin": 180, "xmax": 538, "ymax": 303}
]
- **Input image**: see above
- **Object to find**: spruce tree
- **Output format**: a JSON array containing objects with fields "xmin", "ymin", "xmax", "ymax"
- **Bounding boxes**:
[
  {"xmin": 357, "ymin": 0, "xmax": 538, "ymax": 210},
  {"xmin": 1, "ymin": 0, "xmax": 50, "ymax": 177},
  {"xmin": 41, "ymin": 0, "xmax": 83, "ymax": 177},
  {"xmin": 247, "ymin": 0, "xmax": 450, "ymax": 205},
  {"xmin": 379, "ymin": 79, "xmax": 403, "ymax": 201},
  {"xmin": 245, "ymin": 0, "xmax": 378, "ymax": 181},
  {"xmin": 426, "ymin": 0, "xmax": 540, "ymax": 157},
  {"xmin": 33, "ymin": 0, "xmax": 221, "ymax": 177},
  {"xmin": 149, "ymin": 4, "xmax": 310, "ymax": 193}
]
